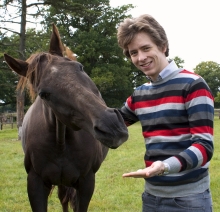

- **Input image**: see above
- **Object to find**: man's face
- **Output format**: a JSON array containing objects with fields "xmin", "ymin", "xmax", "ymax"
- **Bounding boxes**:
[{"xmin": 128, "ymin": 32, "xmax": 169, "ymax": 81}]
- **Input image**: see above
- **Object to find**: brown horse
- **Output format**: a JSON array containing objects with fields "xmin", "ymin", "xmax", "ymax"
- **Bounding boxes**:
[{"xmin": 4, "ymin": 24, "xmax": 128, "ymax": 212}]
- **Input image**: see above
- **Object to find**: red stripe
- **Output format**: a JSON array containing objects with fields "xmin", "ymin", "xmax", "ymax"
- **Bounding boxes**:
[
  {"xmin": 190, "ymin": 126, "xmax": 213, "ymax": 135},
  {"xmin": 143, "ymin": 128, "xmax": 189, "ymax": 137},
  {"xmin": 131, "ymin": 96, "xmax": 184, "ymax": 109},
  {"xmin": 143, "ymin": 126, "xmax": 213, "ymax": 138},
  {"xmin": 186, "ymin": 89, "xmax": 214, "ymax": 102},
  {"xmin": 180, "ymin": 69, "xmax": 199, "ymax": 76},
  {"xmin": 126, "ymin": 96, "xmax": 134, "ymax": 110},
  {"xmin": 145, "ymin": 160, "xmax": 153, "ymax": 167},
  {"xmin": 192, "ymin": 144, "xmax": 208, "ymax": 166}
]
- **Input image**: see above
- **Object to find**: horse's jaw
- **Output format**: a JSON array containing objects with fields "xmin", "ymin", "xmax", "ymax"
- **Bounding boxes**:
[{"xmin": 92, "ymin": 108, "xmax": 129, "ymax": 149}]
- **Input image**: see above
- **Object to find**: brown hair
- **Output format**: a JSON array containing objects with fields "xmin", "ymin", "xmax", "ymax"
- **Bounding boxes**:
[{"xmin": 117, "ymin": 14, "xmax": 169, "ymax": 58}]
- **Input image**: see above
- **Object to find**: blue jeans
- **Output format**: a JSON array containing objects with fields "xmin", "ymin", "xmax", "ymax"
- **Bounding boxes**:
[{"xmin": 142, "ymin": 189, "xmax": 213, "ymax": 212}]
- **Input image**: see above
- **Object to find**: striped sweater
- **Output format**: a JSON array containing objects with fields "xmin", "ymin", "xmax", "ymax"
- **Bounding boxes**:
[{"xmin": 119, "ymin": 67, "xmax": 214, "ymax": 197}]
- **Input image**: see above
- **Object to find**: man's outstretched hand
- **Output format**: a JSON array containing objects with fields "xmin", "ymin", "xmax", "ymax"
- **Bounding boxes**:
[{"xmin": 122, "ymin": 161, "xmax": 165, "ymax": 178}]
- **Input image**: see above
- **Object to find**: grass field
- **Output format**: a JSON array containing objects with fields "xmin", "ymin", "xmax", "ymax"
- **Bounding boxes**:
[{"xmin": 0, "ymin": 117, "xmax": 219, "ymax": 211}]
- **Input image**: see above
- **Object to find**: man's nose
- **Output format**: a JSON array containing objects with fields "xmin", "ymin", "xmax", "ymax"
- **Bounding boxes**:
[{"xmin": 138, "ymin": 51, "xmax": 147, "ymax": 61}]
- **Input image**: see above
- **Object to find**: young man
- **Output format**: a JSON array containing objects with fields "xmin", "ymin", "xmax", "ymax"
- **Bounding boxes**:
[{"xmin": 117, "ymin": 14, "xmax": 214, "ymax": 212}]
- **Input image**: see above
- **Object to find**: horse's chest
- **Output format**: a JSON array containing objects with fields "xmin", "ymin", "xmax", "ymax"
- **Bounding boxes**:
[
  {"xmin": 41, "ymin": 157, "xmax": 84, "ymax": 186},
  {"xmin": 28, "ymin": 145, "xmax": 100, "ymax": 186}
]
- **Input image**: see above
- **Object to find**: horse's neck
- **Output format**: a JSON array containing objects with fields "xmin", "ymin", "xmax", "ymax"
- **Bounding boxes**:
[
  {"xmin": 36, "ymin": 97, "xmax": 66, "ymax": 150},
  {"xmin": 56, "ymin": 118, "xmax": 66, "ymax": 151}
]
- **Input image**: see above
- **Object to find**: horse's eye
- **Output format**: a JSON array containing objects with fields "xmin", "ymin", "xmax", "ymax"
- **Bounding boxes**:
[{"xmin": 39, "ymin": 92, "xmax": 50, "ymax": 100}]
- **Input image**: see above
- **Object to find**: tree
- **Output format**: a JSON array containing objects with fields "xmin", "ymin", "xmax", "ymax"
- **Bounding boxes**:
[
  {"xmin": 194, "ymin": 61, "xmax": 220, "ymax": 98},
  {"xmin": 171, "ymin": 56, "xmax": 184, "ymax": 68},
  {"xmin": 0, "ymin": 28, "xmax": 52, "ymax": 114},
  {"xmin": 1, "ymin": 0, "xmax": 36, "ymax": 137},
  {"xmin": 215, "ymin": 92, "xmax": 220, "ymax": 108},
  {"xmin": 215, "ymin": 92, "xmax": 220, "ymax": 101},
  {"xmin": 0, "ymin": 33, "xmax": 18, "ymax": 109}
]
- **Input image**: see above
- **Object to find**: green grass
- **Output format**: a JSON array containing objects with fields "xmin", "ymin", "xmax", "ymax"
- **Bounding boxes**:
[
  {"xmin": 210, "ymin": 117, "xmax": 220, "ymax": 211},
  {"xmin": 0, "ymin": 118, "xmax": 219, "ymax": 211}
]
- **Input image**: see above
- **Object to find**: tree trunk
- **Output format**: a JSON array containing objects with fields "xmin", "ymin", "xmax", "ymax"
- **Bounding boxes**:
[
  {"xmin": 17, "ymin": 0, "xmax": 26, "ymax": 140},
  {"xmin": 16, "ymin": 90, "xmax": 25, "ymax": 139}
]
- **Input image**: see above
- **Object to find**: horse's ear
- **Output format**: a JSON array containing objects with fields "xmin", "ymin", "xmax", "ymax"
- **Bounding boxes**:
[
  {"xmin": 4, "ymin": 54, "xmax": 28, "ymax": 77},
  {"xmin": 49, "ymin": 24, "xmax": 64, "ymax": 57}
]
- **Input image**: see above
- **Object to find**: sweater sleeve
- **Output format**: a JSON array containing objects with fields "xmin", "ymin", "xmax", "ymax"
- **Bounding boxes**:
[
  {"xmin": 164, "ymin": 77, "xmax": 214, "ymax": 173},
  {"xmin": 118, "ymin": 96, "xmax": 139, "ymax": 126}
]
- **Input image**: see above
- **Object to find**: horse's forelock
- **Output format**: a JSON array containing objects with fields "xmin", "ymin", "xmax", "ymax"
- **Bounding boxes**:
[
  {"xmin": 17, "ymin": 53, "xmax": 51, "ymax": 101},
  {"xmin": 64, "ymin": 46, "xmax": 77, "ymax": 61}
]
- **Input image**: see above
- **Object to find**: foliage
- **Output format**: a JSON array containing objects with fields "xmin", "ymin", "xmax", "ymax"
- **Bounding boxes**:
[
  {"xmin": 0, "ymin": 118, "xmax": 220, "ymax": 211},
  {"xmin": 214, "ymin": 92, "xmax": 220, "ymax": 108},
  {"xmin": 25, "ymin": 28, "xmax": 51, "ymax": 54},
  {"xmin": 0, "ymin": 33, "xmax": 19, "ymax": 109},
  {"xmin": 194, "ymin": 61, "xmax": 220, "ymax": 97},
  {"xmin": 215, "ymin": 92, "xmax": 220, "ymax": 102},
  {"xmin": 171, "ymin": 56, "xmax": 184, "ymax": 68},
  {"xmin": 0, "ymin": 29, "xmax": 51, "ymax": 110}
]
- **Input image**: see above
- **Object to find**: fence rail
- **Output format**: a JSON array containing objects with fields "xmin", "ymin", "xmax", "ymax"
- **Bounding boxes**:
[
  {"xmin": 0, "ymin": 113, "xmax": 16, "ymax": 130},
  {"xmin": 214, "ymin": 109, "xmax": 220, "ymax": 118}
]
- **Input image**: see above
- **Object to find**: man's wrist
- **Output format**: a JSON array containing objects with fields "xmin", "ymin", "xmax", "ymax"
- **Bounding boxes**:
[
  {"xmin": 163, "ymin": 162, "xmax": 170, "ymax": 175},
  {"xmin": 158, "ymin": 162, "xmax": 170, "ymax": 176}
]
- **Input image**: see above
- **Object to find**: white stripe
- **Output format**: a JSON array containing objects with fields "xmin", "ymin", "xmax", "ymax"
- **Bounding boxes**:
[
  {"xmin": 188, "ymin": 146, "xmax": 203, "ymax": 167},
  {"xmin": 144, "ymin": 134, "xmax": 191, "ymax": 144},
  {"xmin": 136, "ymin": 102, "xmax": 185, "ymax": 115},
  {"xmin": 176, "ymin": 72, "xmax": 199, "ymax": 80},
  {"xmin": 185, "ymin": 96, "xmax": 213, "ymax": 107},
  {"xmin": 192, "ymin": 133, "xmax": 213, "ymax": 142}
]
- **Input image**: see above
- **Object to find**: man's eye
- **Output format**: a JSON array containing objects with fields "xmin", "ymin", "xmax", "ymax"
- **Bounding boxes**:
[
  {"xmin": 143, "ymin": 47, "xmax": 150, "ymax": 51},
  {"xmin": 130, "ymin": 52, "xmax": 137, "ymax": 56}
]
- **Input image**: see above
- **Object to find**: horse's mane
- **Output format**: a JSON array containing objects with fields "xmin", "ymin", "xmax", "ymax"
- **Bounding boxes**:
[{"xmin": 17, "ymin": 46, "xmax": 76, "ymax": 102}]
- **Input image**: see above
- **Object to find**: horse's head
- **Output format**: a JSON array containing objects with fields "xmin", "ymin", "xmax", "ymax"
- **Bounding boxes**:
[{"xmin": 4, "ymin": 24, "xmax": 128, "ymax": 149}]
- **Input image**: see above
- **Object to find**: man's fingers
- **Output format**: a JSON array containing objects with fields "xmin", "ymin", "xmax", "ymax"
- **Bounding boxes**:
[{"xmin": 122, "ymin": 169, "xmax": 147, "ymax": 178}]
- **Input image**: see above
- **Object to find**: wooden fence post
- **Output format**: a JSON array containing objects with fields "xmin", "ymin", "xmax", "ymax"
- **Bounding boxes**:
[{"xmin": 0, "ymin": 116, "xmax": 2, "ymax": 130}]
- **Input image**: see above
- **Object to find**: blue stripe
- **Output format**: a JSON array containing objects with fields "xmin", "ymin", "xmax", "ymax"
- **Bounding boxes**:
[
  {"xmin": 188, "ymin": 104, "xmax": 214, "ymax": 115},
  {"xmin": 138, "ymin": 109, "xmax": 187, "ymax": 120},
  {"xmin": 146, "ymin": 140, "xmax": 192, "ymax": 150},
  {"xmin": 168, "ymin": 77, "xmax": 195, "ymax": 85},
  {"xmin": 184, "ymin": 148, "xmax": 198, "ymax": 168},
  {"xmin": 147, "ymin": 168, "xmax": 207, "ymax": 184},
  {"xmin": 136, "ymin": 77, "xmax": 195, "ymax": 91}
]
